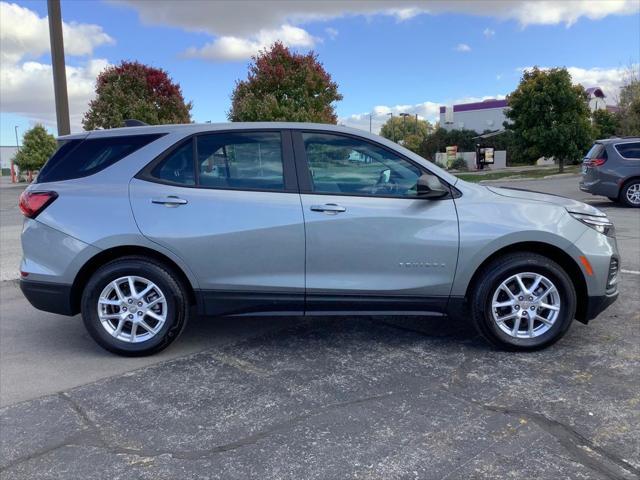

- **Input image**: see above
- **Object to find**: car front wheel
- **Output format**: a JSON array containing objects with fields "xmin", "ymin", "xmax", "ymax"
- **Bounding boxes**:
[
  {"xmin": 81, "ymin": 256, "xmax": 189, "ymax": 356},
  {"xmin": 470, "ymin": 253, "xmax": 576, "ymax": 350}
]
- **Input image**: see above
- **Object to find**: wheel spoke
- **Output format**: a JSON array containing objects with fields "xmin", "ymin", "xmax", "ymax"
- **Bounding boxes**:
[
  {"xmin": 538, "ymin": 286, "xmax": 557, "ymax": 301},
  {"xmin": 130, "ymin": 323, "xmax": 137, "ymax": 342},
  {"xmin": 99, "ymin": 298, "xmax": 121, "ymax": 306},
  {"xmin": 529, "ymin": 275, "xmax": 542, "ymax": 295},
  {"xmin": 528, "ymin": 315, "xmax": 534, "ymax": 337},
  {"xmin": 536, "ymin": 314, "xmax": 553, "ymax": 326},
  {"xmin": 500, "ymin": 285, "xmax": 516, "ymax": 300},
  {"xmin": 511, "ymin": 316, "xmax": 522, "ymax": 335},
  {"xmin": 139, "ymin": 319, "xmax": 155, "ymax": 333},
  {"xmin": 136, "ymin": 284, "xmax": 154, "ymax": 299},
  {"xmin": 145, "ymin": 310, "xmax": 164, "ymax": 322},
  {"xmin": 539, "ymin": 302, "xmax": 560, "ymax": 311},
  {"xmin": 515, "ymin": 275, "xmax": 528, "ymax": 295},
  {"xmin": 112, "ymin": 318, "xmax": 125, "ymax": 337},
  {"xmin": 127, "ymin": 277, "xmax": 137, "ymax": 297},
  {"xmin": 496, "ymin": 312, "xmax": 517, "ymax": 324},
  {"xmin": 146, "ymin": 296, "xmax": 165, "ymax": 309},
  {"xmin": 494, "ymin": 299, "xmax": 515, "ymax": 308},
  {"xmin": 112, "ymin": 282, "xmax": 125, "ymax": 301}
]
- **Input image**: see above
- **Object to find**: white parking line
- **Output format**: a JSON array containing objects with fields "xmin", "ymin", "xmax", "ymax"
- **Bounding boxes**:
[{"xmin": 621, "ymin": 269, "xmax": 640, "ymax": 275}]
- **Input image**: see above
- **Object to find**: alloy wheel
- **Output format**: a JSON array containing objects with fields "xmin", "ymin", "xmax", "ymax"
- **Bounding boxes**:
[
  {"xmin": 491, "ymin": 272, "xmax": 561, "ymax": 339},
  {"xmin": 625, "ymin": 183, "xmax": 640, "ymax": 205},
  {"xmin": 97, "ymin": 276, "xmax": 168, "ymax": 343}
]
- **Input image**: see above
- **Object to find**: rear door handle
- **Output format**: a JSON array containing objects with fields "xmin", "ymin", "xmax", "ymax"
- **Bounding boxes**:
[
  {"xmin": 151, "ymin": 196, "xmax": 188, "ymax": 207},
  {"xmin": 310, "ymin": 203, "xmax": 346, "ymax": 214}
]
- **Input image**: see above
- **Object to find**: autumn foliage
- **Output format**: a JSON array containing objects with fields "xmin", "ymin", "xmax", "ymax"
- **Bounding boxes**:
[
  {"xmin": 82, "ymin": 61, "xmax": 192, "ymax": 130},
  {"xmin": 229, "ymin": 42, "xmax": 342, "ymax": 123}
]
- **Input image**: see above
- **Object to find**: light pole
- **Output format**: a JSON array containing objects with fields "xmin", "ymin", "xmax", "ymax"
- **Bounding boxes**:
[
  {"xmin": 400, "ymin": 112, "xmax": 411, "ymax": 144},
  {"xmin": 47, "ymin": 0, "xmax": 70, "ymax": 136}
]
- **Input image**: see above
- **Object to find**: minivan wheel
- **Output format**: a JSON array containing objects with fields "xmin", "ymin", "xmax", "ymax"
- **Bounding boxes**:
[
  {"xmin": 81, "ymin": 256, "xmax": 189, "ymax": 356},
  {"xmin": 470, "ymin": 253, "xmax": 576, "ymax": 350},
  {"xmin": 621, "ymin": 180, "xmax": 640, "ymax": 207}
]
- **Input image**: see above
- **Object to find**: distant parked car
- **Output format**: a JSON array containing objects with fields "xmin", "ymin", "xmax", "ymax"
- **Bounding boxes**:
[
  {"xmin": 580, "ymin": 138, "xmax": 640, "ymax": 207},
  {"xmin": 19, "ymin": 123, "xmax": 619, "ymax": 355}
]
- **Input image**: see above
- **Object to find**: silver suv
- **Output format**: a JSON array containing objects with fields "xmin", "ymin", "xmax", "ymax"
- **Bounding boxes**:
[{"xmin": 19, "ymin": 123, "xmax": 619, "ymax": 355}]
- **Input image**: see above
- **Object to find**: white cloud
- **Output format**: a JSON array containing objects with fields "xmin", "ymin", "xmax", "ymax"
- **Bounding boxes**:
[
  {"xmin": 483, "ymin": 27, "xmax": 495, "ymax": 38},
  {"xmin": 339, "ymin": 95, "xmax": 506, "ymax": 133},
  {"xmin": 519, "ymin": 65, "xmax": 638, "ymax": 103},
  {"xmin": 0, "ymin": 2, "xmax": 114, "ymax": 132},
  {"xmin": 184, "ymin": 24, "xmax": 317, "ymax": 61},
  {"xmin": 455, "ymin": 43, "xmax": 471, "ymax": 52},
  {"xmin": 325, "ymin": 27, "xmax": 339, "ymax": 40},
  {"xmin": 115, "ymin": 1, "xmax": 639, "ymax": 62},
  {"xmin": 0, "ymin": 1, "xmax": 114, "ymax": 65}
]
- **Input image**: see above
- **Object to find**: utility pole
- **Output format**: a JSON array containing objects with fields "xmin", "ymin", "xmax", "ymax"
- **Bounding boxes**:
[{"xmin": 47, "ymin": 0, "xmax": 70, "ymax": 136}]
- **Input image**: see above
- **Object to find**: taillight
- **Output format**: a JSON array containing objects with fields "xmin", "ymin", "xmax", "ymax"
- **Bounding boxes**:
[
  {"xmin": 587, "ymin": 158, "xmax": 607, "ymax": 167},
  {"xmin": 18, "ymin": 191, "xmax": 58, "ymax": 218}
]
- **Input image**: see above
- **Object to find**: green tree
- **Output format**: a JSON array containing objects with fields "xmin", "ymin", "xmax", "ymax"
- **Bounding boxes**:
[
  {"xmin": 504, "ymin": 67, "xmax": 592, "ymax": 172},
  {"xmin": 229, "ymin": 42, "xmax": 342, "ymax": 123},
  {"xmin": 82, "ymin": 61, "xmax": 192, "ymax": 130},
  {"xmin": 591, "ymin": 109, "xmax": 619, "ymax": 139},
  {"xmin": 13, "ymin": 124, "xmax": 57, "ymax": 174},
  {"xmin": 616, "ymin": 74, "xmax": 640, "ymax": 136},
  {"xmin": 418, "ymin": 127, "xmax": 478, "ymax": 161},
  {"xmin": 379, "ymin": 115, "xmax": 433, "ymax": 152}
]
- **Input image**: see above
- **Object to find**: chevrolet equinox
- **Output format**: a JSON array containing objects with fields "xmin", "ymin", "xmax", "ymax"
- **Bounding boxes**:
[{"xmin": 19, "ymin": 123, "xmax": 620, "ymax": 355}]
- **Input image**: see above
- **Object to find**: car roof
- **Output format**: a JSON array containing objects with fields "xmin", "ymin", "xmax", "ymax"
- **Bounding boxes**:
[{"xmin": 596, "ymin": 137, "xmax": 640, "ymax": 144}]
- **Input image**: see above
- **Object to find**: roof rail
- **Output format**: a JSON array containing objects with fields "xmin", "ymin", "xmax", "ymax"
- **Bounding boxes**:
[{"xmin": 123, "ymin": 119, "xmax": 149, "ymax": 127}]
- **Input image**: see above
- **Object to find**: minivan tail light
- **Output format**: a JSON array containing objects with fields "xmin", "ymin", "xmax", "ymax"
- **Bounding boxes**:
[
  {"xmin": 19, "ymin": 191, "xmax": 58, "ymax": 218},
  {"xmin": 588, "ymin": 158, "xmax": 607, "ymax": 167}
]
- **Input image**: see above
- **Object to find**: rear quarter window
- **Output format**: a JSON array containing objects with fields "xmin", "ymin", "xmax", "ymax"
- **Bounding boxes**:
[
  {"xmin": 584, "ymin": 143, "xmax": 607, "ymax": 160},
  {"xmin": 37, "ymin": 134, "xmax": 164, "ymax": 183},
  {"xmin": 614, "ymin": 142, "xmax": 640, "ymax": 159}
]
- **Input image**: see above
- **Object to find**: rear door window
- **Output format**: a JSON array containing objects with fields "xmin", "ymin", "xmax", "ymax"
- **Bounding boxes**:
[
  {"xmin": 615, "ymin": 142, "xmax": 640, "ymax": 159},
  {"xmin": 37, "ymin": 134, "xmax": 164, "ymax": 183}
]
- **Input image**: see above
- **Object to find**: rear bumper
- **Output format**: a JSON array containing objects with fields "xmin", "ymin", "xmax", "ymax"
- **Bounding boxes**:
[
  {"xmin": 580, "ymin": 291, "xmax": 618, "ymax": 323},
  {"xmin": 579, "ymin": 178, "xmax": 620, "ymax": 199},
  {"xmin": 20, "ymin": 280, "xmax": 76, "ymax": 316}
]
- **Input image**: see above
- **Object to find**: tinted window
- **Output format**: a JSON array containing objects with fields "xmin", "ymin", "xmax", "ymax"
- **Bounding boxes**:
[
  {"xmin": 150, "ymin": 139, "xmax": 195, "ymax": 186},
  {"xmin": 585, "ymin": 143, "xmax": 607, "ymax": 160},
  {"xmin": 615, "ymin": 142, "xmax": 640, "ymax": 159},
  {"xmin": 302, "ymin": 132, "xmax": 423, "ymax": 197},
  {"xmin": 38, "ymin": 134, "xmax": 163, "ymax": 183},
  {"xmin": 196, "ymin": 132, "xmax": 284, "ymax": 191}
]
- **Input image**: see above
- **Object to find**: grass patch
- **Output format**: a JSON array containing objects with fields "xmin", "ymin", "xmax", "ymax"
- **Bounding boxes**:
[{"xmin": 456, "ymin": 165, "xmax": 580, "ymax": 183}]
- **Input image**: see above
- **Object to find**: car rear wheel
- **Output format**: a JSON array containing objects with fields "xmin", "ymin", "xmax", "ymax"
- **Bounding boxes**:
[
  {"xmin": 470, "ymin": 253, "xmax": 576, "ymax": 350},
  {"xmin": 621, "ymin": 180, "xmax": 640, "ymax": 208},
  {"xmin": 81, "ymin": 256, "xmax": 189, "ymax": 356}
]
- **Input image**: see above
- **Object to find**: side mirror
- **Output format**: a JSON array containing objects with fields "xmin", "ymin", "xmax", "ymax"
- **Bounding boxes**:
[{"xmin": 417, "ymin": 173, "xmax": 449, "ymax": 199}]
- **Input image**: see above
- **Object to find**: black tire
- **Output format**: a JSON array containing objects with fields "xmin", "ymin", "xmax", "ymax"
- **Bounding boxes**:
[
  {"xmin": 470, "ymin": 253, "xmax": 576, "ymax": 351},
  {"xmin": 620, "ymin": 179, "xmax": 640, "ymax": 208},
  {"xmin": 81, "ymin": 256, "xmax": 189, "ymax": 356}
]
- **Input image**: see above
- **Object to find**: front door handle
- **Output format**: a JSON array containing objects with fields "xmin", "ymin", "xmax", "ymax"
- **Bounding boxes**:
[
  {"xmin": 151, "ymin": 196, "xmax": 188, "ymax": 207},
  {"xmin": 310, "ymin": 203, "xmax": 346, "ymax": 214}
]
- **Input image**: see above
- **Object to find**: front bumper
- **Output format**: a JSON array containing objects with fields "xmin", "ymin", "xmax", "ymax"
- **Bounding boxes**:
[
  {"xmin": 20, "ymin": 279, "xmax": 76, "ymax": 316},
  {"xmin": 581, "ymin": 291, "xmax": 619, "ymax": 323}
]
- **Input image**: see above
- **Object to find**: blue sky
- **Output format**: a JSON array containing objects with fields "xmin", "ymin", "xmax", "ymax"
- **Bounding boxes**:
[{"xmin": 1, "ymin": 0, "xmax": 639, "ymax": 145}]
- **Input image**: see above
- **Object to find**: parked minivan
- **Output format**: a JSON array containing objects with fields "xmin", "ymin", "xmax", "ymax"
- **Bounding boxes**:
[
  {"xmin": 19, "ymin": 123, "xmax": 619, "ymax": 355},
  {"xmin": 580, "ymin": 137, "xmax": 640, "ymax": 207}
]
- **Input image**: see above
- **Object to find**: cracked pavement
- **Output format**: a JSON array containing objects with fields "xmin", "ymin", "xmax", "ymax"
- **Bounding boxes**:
[{"xmin": 1, "ymin": 176, "xmax": 639, "ymax": 479}]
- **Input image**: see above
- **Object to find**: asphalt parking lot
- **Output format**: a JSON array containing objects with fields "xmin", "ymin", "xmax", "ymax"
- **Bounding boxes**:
[{"xmin": 1, "ymin": 175, "xmax": 639, "ymax": 479}]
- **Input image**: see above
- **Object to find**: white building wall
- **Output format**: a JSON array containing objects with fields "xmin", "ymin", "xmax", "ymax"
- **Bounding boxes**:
[{"xmin": 440, "ymin": 107, "xmax": 508, "ymax": 133}]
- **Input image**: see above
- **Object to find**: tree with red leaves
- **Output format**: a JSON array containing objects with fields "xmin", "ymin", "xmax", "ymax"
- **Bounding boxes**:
[
  {"xmin": 229, "ymin": 42, "xmax": 342, "ymax": 123},
  {"xmin": 82, "ymin": 61, "xmax": 192, "ymax": 130}
]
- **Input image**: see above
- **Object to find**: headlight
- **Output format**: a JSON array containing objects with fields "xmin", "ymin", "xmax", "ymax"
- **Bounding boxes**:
[{"xmin": 569, "ymin": 212, "xmax": 615, "ymax": 237}]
